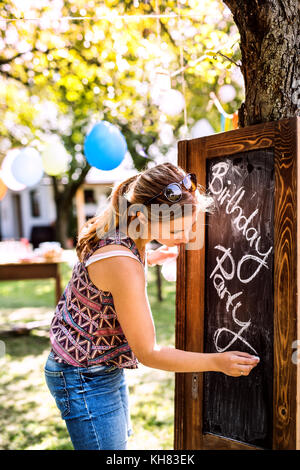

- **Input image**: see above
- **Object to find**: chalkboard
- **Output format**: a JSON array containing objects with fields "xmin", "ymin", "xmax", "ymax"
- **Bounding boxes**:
[
  {"xmin": 203, "ymin": 148, "xmax": 274, "ymax": 448},
  {"xmin": 174, "ymin": 118, "xmax": 299, "ymax": 450}
]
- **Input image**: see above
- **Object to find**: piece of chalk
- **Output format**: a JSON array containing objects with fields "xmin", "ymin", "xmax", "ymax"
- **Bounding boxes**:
[{"xmin": 253, "ymin": 356, "xmax": 260, "ymax": 361}]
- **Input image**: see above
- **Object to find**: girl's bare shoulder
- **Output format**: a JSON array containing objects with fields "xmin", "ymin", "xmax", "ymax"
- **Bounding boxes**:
[{"xmin": 87, "ymin": 244, "xmax": 145, "ymax": 293}]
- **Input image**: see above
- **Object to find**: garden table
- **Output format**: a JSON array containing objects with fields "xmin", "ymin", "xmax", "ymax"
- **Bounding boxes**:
[{"xmin": 0, "ymin": 257, "xmax": 63, "ymax": 304}]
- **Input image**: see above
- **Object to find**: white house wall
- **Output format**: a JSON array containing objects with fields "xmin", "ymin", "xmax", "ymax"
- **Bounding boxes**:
[
  {"xmin": 1, "ymin": 191, "xmax": 15, "ymax": 239},
  {"xmin": 0, "ymin": 184, "xmax": 56, "ymax": 240}
]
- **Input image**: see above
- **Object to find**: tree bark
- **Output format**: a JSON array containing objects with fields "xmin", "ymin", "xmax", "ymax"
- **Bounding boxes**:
[{"xmin": 223, "ymin": 0, "xmax": 299, "ymax": 126}]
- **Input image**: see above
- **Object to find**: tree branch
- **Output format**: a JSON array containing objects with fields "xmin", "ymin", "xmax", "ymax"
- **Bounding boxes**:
[
  {"xmin": 0, "ymin": 69, "xmax": 29, "ymax": 85},
  {"xmin": 215, "ymin": 51, "xmax": 241, "ymax": 67},
  {"xmin": 0, "ymin": 46, "xmax": 58, "ymax": 66}
]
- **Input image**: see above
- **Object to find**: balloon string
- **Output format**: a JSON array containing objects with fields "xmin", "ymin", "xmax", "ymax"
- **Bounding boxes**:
[{"xmin": 176, "ymin": 0, "xmax": 188, "ymax": 133}]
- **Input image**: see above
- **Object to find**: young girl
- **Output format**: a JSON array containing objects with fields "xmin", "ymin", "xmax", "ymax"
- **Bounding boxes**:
[{"xmin": 44, "ymin": 162, "xmax": 259, "ymax": 450}]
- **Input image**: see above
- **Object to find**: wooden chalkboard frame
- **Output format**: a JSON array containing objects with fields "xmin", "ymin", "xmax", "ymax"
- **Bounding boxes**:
[{"xmin": 174, "ymin": 117, "xmax": 300, "ymax": 450}]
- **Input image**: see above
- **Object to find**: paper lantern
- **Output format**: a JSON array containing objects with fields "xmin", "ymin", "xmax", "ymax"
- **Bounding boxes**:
[
  {"xmin": 42, "ymin": 141, "xmax": 69, "ymax": 176},
  {"xmin": 1, "ymin": 149, "xmax": 26, "ymax": 191},
  {"xmin": 190, "ymin": 119, "xmax": 215, "ymax": 139},
  {"xmin": 153, "ymin": 68, "xmax": 171, "ymax": 93},
  {"xmin": 218, "ymin": 84, "xmax": 236, "ymax": 103},
  {"xmin": 159, "ymin": 89, "xmax": 185, "ymax": 116},
  {"xmin": 11, "ymin": 147, "xmax": 43, "ymax": 187},
  {"xmin": 84, "ymin": 121, "xmax": 127, "ymax": 171}
]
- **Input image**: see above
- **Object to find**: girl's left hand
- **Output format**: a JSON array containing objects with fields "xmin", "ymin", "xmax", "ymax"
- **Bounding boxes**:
[{"xmin": 147, "ymin": 245, "xmax": 178, "ymax": 266}]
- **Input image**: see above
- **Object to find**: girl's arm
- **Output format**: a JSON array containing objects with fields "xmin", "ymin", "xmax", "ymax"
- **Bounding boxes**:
[{"xmin": 89, "ymin": 256, "xmax": 259, "ymax": 376}]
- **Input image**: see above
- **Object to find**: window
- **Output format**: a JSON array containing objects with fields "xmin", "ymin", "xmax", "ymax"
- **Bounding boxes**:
[
  {"xmin": 84, "ymin": 189, "xmax": 96, "ymax": 204},
  {"xmin": 30, "ymin": 190, "xmax": 41, "ymax": 217}
]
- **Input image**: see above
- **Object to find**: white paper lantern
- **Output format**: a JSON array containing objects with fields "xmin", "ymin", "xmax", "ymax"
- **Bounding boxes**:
[
  {"xmin": 1, "ymin": 149, "xmax": 26, "ymax": 191},
  {"xmin": 11, "ymin": 147, "xmax": 43, "ymax": 187},
  {"xmin": 153, "ymin": 68, "xmax": 171, "ymax": 93},
  {"xmin": 159, "ymin": 89, "xmax": 185, "ymax": 116},
  {"xmin": 218, "ymin": 84, "xmax": 236, "ymax": 103},
  {"xmin": 190, "ymin": 119, "xmax": 215, "ymax": 139}
]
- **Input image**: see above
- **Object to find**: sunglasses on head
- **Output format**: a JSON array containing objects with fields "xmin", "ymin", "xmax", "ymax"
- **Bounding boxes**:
[{"xmin": 144, "ymin": 173, "xmax": 197, "ymax": 205}]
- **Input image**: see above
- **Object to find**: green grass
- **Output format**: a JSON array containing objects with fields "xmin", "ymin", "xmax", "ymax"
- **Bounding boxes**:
[{"xmin": 0, "ymin": 259, "xmax": 176, "ymax": 450}]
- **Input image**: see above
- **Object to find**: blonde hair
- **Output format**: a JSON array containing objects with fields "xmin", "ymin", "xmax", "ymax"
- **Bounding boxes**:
[{"xmin": 76, "ymin": 162, "xmax": 213, "ymax": 261}]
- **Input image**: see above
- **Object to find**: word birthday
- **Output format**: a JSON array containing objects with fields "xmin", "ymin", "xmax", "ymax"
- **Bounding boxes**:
[{"xmin": 208, "ymin": 162, "xmax": 273, "ymax": 353}]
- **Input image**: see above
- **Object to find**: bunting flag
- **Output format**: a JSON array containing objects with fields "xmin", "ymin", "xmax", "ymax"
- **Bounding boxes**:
[
  {"xmin": 225, "ymin": 117, "xmax": 230, "ymax": 131},
  {"xmin": 220, "ymin": 113, "xmax": 225, "ymax": 132},
  {"xmin": 232, "ymin": 111, "xmax": 239, "ymax": 129}
]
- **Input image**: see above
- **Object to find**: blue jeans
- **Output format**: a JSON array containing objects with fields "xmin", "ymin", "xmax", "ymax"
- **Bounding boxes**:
[{"xmin": 44, "ymin": 352, "xmax": 132, "ymax": 450}]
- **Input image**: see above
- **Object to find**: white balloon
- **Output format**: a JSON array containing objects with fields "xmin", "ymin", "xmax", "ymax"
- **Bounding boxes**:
[
  {"xmin": 11, "ymin": 147, "xmax": 43, "ymax": 187},
  {"xmin": 218, "ymin": 84, "xmax": 236, "ymax": 103},
  {"xmin": 1, "ymin": 149, "xmax": 26, "ymax": 191},
  {"xmin": 159, "ymin": 89, "xmax": 185, "ymax": 116},
  {"xmin": 190, "ymin": 119, "xmax": 215, "ymax": 139}
]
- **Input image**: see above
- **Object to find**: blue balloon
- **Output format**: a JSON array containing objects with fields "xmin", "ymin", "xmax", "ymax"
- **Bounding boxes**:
[{"xmin": 84, "ymin": 121, "xmax": 127, "ymax": 170}]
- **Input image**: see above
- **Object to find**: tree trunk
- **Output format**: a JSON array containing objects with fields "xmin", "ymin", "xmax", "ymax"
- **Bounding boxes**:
[
  {"xmin": 55, "ymin": 202, "xmax": 71, "ymax": 248},
  {"xmin": 51, "ymin": 163, "xmax": 91, "ymax": 248},
  {"xmin": 156, "ymin": 264, "xmax": 163, "ymax": 302},
  {"xmin": 223, "ymin": 0, "xmax": 299, "ymax": 126}
]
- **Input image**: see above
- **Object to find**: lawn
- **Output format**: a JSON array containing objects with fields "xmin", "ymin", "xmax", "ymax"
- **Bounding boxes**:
[{"xmin": 0, "ymin": 259, "xmax": 176, "ymax": 450}]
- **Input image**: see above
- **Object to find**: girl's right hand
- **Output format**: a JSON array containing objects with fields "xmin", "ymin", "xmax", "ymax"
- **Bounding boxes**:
[{"xmin": 214, "ymin": 351, "xmax": 260, "ymax": 377}]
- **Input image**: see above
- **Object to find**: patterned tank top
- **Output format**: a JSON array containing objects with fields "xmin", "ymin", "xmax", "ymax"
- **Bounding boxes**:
[{"xmin": 49, "ymin": 228, "xmax": 147, "ymax": 369}]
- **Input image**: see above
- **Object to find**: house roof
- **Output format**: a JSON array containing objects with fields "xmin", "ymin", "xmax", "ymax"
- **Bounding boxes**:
[{"xmin": 84, "ymin": 151, "xmax": 138, "ymax": 185}]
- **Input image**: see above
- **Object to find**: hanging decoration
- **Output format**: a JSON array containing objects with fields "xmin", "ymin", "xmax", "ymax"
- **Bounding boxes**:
[
  {"xmin": 11, "ymin": 147, "xmax": 44, "ymax": 187},
  {"xmin": 218, "ymin": 84, "xmax": 236, "ymax": 103},
  {"xmin": 153, "ymin": 68, "xmax": 171, "ymax": 93},
  {"xmin": 190, "ymin": 119, "xmax": 215, "ymax": 139},
  {"xmin": 225, "ymin": 117, "xmax": 231, "ymax": 131},
  {"xmin": 158, "ymin": 89, "xmax": 185, "ymax": 117},
  {"xmin": 220, "ymin": 114, "xmax": 226, "ymax": 132},
  {"xmin": 209, "ymin": 92, "xmax": 236, "ymax": 133},
  {"xmin": 232, "ymin": 111, "xmax": 239, "ymax": 129},
  {"xmin": 84, "ymin": 121, "xmax": 127, "ymax": 171},
  {"xmin": 1, "ymin": 149, "xmax": 26, "ymax": 191},
  {"xmin": 41, "ymin": 141, "xmax": 69, "ymax": 176},
  {"xmin": 150, "ymin": 68, "xmax": 171, "ymax": 106},
  {"xmin": 1, "ymin": 12, "xmax": 242, "ymax": 153}
]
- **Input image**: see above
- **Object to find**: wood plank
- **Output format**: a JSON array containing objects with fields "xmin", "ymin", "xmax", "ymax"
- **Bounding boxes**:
[
  {"xmin": 204, "ymin": 120, "xmax": 275, "ymax": 158},
  {"xmin": 203, "ymin": 433, "xmax": 261, "ymax": 450},
  {"xmin": 297, "ymin": 117, "xmax": 300, "ymax": 450},
  {"xmin": 174, "ymin": 139, "xmax": 188, "ymax": 450},
  {"xmin": 273, "ymin": 117, "xmax": 298, "ymax": 449},
  {"xmin": 183, "ymin": 137, "xmax": 207, "ymax": 449}
]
